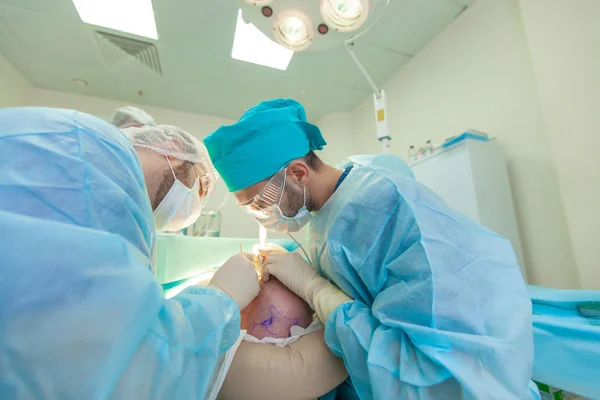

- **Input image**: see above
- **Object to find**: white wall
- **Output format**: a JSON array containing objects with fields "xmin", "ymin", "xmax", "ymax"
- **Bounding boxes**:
[
  {"xmin": 350, "ymin": 0, "xmax": 579, "ymax": 288},
  {"xmin": 519, "ymin": 0, "xmax": 600, "ymax": 289},
  {"xmin": 315, "ymin": 111, "xmax": 356, "ymax": 165},
  {"xmin": 27, "ymin": 87, "xmax": 233, "ymax": 137},
  {"xmin": 0, "ymin": 55, "xmax": 30, "ymax": 107}
]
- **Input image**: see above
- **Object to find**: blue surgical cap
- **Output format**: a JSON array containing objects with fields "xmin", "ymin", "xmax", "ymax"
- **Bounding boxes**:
[{"xmin": 204, "ymin": 99, "xmax": 327, "ymax": 192}]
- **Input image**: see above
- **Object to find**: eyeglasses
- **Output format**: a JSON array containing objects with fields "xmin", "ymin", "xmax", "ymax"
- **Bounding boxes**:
[{"xmin": 238, "ymin": 168, "xmax": 287, "ymax": 218}]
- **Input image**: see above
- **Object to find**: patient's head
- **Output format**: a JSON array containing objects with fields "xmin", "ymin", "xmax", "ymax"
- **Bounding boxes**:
[{"xmin": 240, "ymin": 278, "xmax": 313, "ymax": 339}]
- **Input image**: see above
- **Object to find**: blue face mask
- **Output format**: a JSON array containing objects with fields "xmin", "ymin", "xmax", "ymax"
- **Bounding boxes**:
[{"xmin": 252, "ymin": 186, "xmax": 312, "ymax": 233}]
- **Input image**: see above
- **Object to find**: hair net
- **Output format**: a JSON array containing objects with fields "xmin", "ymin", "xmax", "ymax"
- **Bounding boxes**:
[
  {"xmin": 0, "ymin": 107, "xmax": 241, "ymax": 399},
  {"xmin": 111, "ymin": 106, "xmax": 156, "ymax": 128},
  {"xmin": 123, "ymin": 124, "xmax": 219, "ymax": 199},
  {"xmin": 204, "ymin": 98, "xmax": 326, "ymax": 192}
]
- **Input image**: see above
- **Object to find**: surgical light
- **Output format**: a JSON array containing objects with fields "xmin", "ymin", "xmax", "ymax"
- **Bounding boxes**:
[
  {"xmin": 273, "ymin": 10, "xmax": 314, "ymax": 51},
  {"xmin": 238, "ymin": 0, "xmax": 386, "ymax": 52},
  {"xmin": 71, "ymin": 0, "xmax": 158, "ymax": 40},
  {"xmin": 237, "ymin": 0, "xmax": 393, "ymax": 152},
  {"xmin": 320, "ymin": 0, "xmax": 369, "ymax": 32}
]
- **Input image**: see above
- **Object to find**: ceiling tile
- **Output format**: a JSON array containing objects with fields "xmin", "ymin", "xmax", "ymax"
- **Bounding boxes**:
[
  {"xmin": 0, "ymin": 4, "xmax": 103, "ymax": 65},
  {"xmin": 158, "ymin": 42, "xmax": 233, "ymax": 83},
  {"xmin": 288, "ymin": 43, "xmax": 410, "ymax": 91},
  {"xmin": 0, "ymin": 13, "xmax": 18, "ymax": 46},
  {"xmin": 0, "ymin": 0, "xmax": 79, "ymax": 20},
  {"xmin": 368, "ymin": 0, "xmax": 467, "ymax": 55},
  {"xmin": 153, "ymin": 0, "xmax": 239, "ymax": 56}
]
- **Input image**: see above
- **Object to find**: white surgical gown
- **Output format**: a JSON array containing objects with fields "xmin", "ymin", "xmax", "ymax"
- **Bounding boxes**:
[
  {"xmin": 0, "ymin": 107, "xmax": 241, "ymax": 399},
  {"xmin": 310, "ymin": 155, "xmax": 538, "ymax": 399}
]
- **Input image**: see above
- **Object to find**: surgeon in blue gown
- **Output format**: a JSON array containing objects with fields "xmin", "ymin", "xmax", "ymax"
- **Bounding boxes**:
[
  {"xmin": 0, "ymin": 107, "xmax": 259, "ymax": 399},
  {"xmin": 203, "ymin": 99, "xmax": 541, "ymax": 399}
]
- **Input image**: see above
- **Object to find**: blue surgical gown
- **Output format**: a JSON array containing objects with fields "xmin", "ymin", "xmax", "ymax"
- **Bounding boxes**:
[
  {"xmin": 0, "ymin": 107, "xmax": 240, "ymax": 399},
  {"xmin": 310, "ymin": 155, "xmax": 538, "ymax": 399},
  {"xmin": 529, "ymin": 285, "xmax": 600, "ymax": 398}
]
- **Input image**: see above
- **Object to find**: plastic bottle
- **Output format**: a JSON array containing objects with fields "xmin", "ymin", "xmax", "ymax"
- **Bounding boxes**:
[
  {"xmin": 408, "ymin": 145, "xmax": 417, "ymax": 162},
  {"xmin": 190, "ymin": 210, "xmax": 221, "ymax": 237},
  {"xmin": 424, "ymin": 140, "xmax": 433, "ymax": 156}
]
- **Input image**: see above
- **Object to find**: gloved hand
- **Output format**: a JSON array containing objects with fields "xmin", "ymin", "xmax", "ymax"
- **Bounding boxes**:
[
  {"xmin": 256, "ymin": 242, "xmax": 288, "ymax": 259},
  {"xmin": 263, "ymin": 252, "xmax": 353, "ymax": 323},
  {"xmin": 209, "ymin": 252, "xmax": 260, "ymax": 310}
]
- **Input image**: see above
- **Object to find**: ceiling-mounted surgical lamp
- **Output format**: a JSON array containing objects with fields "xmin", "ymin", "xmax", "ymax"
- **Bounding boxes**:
[
  {"xmin": 240, "ymin": 0, "xmax": 392, "ymax": 154},
  {"xmin": 240, "ymin": 0, "xmax": 387, "ymax": 52},
  {"xmin": 321, "ymin": 0, "xmax": 369, "ymax": 33}
]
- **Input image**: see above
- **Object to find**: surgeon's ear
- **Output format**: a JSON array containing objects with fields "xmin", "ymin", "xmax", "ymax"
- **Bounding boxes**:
[{"xmin": 287, "ymin": 160, "xmax": 309, "ymax": 187}]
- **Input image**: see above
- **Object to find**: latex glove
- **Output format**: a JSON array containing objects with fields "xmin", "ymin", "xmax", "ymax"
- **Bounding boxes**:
[
  {"xmin": 263, "ymin": 252, "xmax": 353, "ymax": 323},
  {"xmin": 256, "ymin": 242, "xmax": 288, "ymax": 259},
  {"xmin": 209, "ymin": 252, "xmax": 260, "ymax": 310}
]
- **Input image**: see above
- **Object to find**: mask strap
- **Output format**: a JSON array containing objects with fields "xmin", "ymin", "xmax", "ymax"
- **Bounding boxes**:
[
  {"xmin": 165, "ymin": 157, "xmax": 177, "ymax": 179},
  {"xmin": 302, "ymin": 186, "xmax": 307, "ymax": 207},
  {"xmin": 166, "ymin": 157, "xmax": 199, "ymax": 185},
  {"xmin": 277, "ymin": 169, "xmax": 288, "ymax": 205},
  {"xmin": 279, "ymin": 169, "xmax": 307, "ymax": 208},
  {"xmin": 190, "ymin": 162, "xmax": 199, "ymax": 180}
]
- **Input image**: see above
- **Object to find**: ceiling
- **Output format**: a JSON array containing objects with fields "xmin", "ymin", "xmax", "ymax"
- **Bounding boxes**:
[{"xmin": 0, "ymin": 0, "xmax": 473, "ymax": 121}]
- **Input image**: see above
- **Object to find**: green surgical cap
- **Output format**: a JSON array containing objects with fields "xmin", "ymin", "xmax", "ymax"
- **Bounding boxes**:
[{"xmin": 204, "ymin": 99, "xmax": 327, "ymax": 192}]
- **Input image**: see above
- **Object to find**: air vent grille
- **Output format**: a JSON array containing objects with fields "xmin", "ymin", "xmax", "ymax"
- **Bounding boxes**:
[{"xmin": 95, "ymin": 31, "xmax": 162, "ymax": 75}]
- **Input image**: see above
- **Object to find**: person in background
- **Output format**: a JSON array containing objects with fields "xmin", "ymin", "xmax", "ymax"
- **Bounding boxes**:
[
  {"xmin": 111, "ymin": 105, "xmax": 156, "ymax": 129},
  {"xmin": 0, "ymin": 107, "xmax": 258, "ymax": 399},
  {"xmin": 122, "ymin": 125, "xmax": 218, "ymax": 232},
  {"xmin": 203, "ymin": 98, "xmax": 540, "ymax": 399}
]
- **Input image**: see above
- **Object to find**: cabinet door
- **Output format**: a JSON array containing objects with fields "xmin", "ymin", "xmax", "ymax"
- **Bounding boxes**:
[{"xmin": 411, "ymin": 143, "xmax": 480, "ymax": 222}]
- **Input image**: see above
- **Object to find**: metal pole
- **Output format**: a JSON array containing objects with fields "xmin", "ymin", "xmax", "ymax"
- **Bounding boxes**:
[
  {"xmin": 345, "ymin": 43, "xmax": 381, "ymax": 96},
  {"xmin": 345, "ymin": 42, "xmax": 391, "ymax": 154}
]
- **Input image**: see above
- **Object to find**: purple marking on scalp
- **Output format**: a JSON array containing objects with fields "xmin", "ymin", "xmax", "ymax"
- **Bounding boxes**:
[{"xmin": 249, "ymin": 305, "xmax": 301, "ymax": 337}]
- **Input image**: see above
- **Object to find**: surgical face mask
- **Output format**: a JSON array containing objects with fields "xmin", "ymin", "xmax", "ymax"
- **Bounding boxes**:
[
  {"xmin": 247, "ymin": 172, "xmax": 312, "ymax": 233},
  {"xmin": 153, "ymin": 158, "xmax": 202, "ymax": 232}
]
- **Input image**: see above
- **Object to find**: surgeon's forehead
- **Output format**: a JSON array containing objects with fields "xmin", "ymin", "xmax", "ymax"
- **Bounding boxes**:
[{"xmin": 234, "ymin": 180, "xmax": 269, "ymax": 204}]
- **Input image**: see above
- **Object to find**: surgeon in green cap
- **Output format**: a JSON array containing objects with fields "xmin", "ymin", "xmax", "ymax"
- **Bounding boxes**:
[{"xmin": 203, "ymin": 99, "xmax": 538, "ymax": 400}]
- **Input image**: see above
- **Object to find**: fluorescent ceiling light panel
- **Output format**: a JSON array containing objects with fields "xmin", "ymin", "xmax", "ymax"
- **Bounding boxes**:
[
  {"xmin": 72, "ymin": 0, "xmax": 158, "ymax": 40},
  {"xmin": 231, "ymin": 9, "xmax": 294, "ymax": 71}
]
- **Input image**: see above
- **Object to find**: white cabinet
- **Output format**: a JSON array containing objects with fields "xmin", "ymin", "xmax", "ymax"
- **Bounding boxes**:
[{"xmin": 410, "ymin": 139, "xmax": 527, "ymax": 280}]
